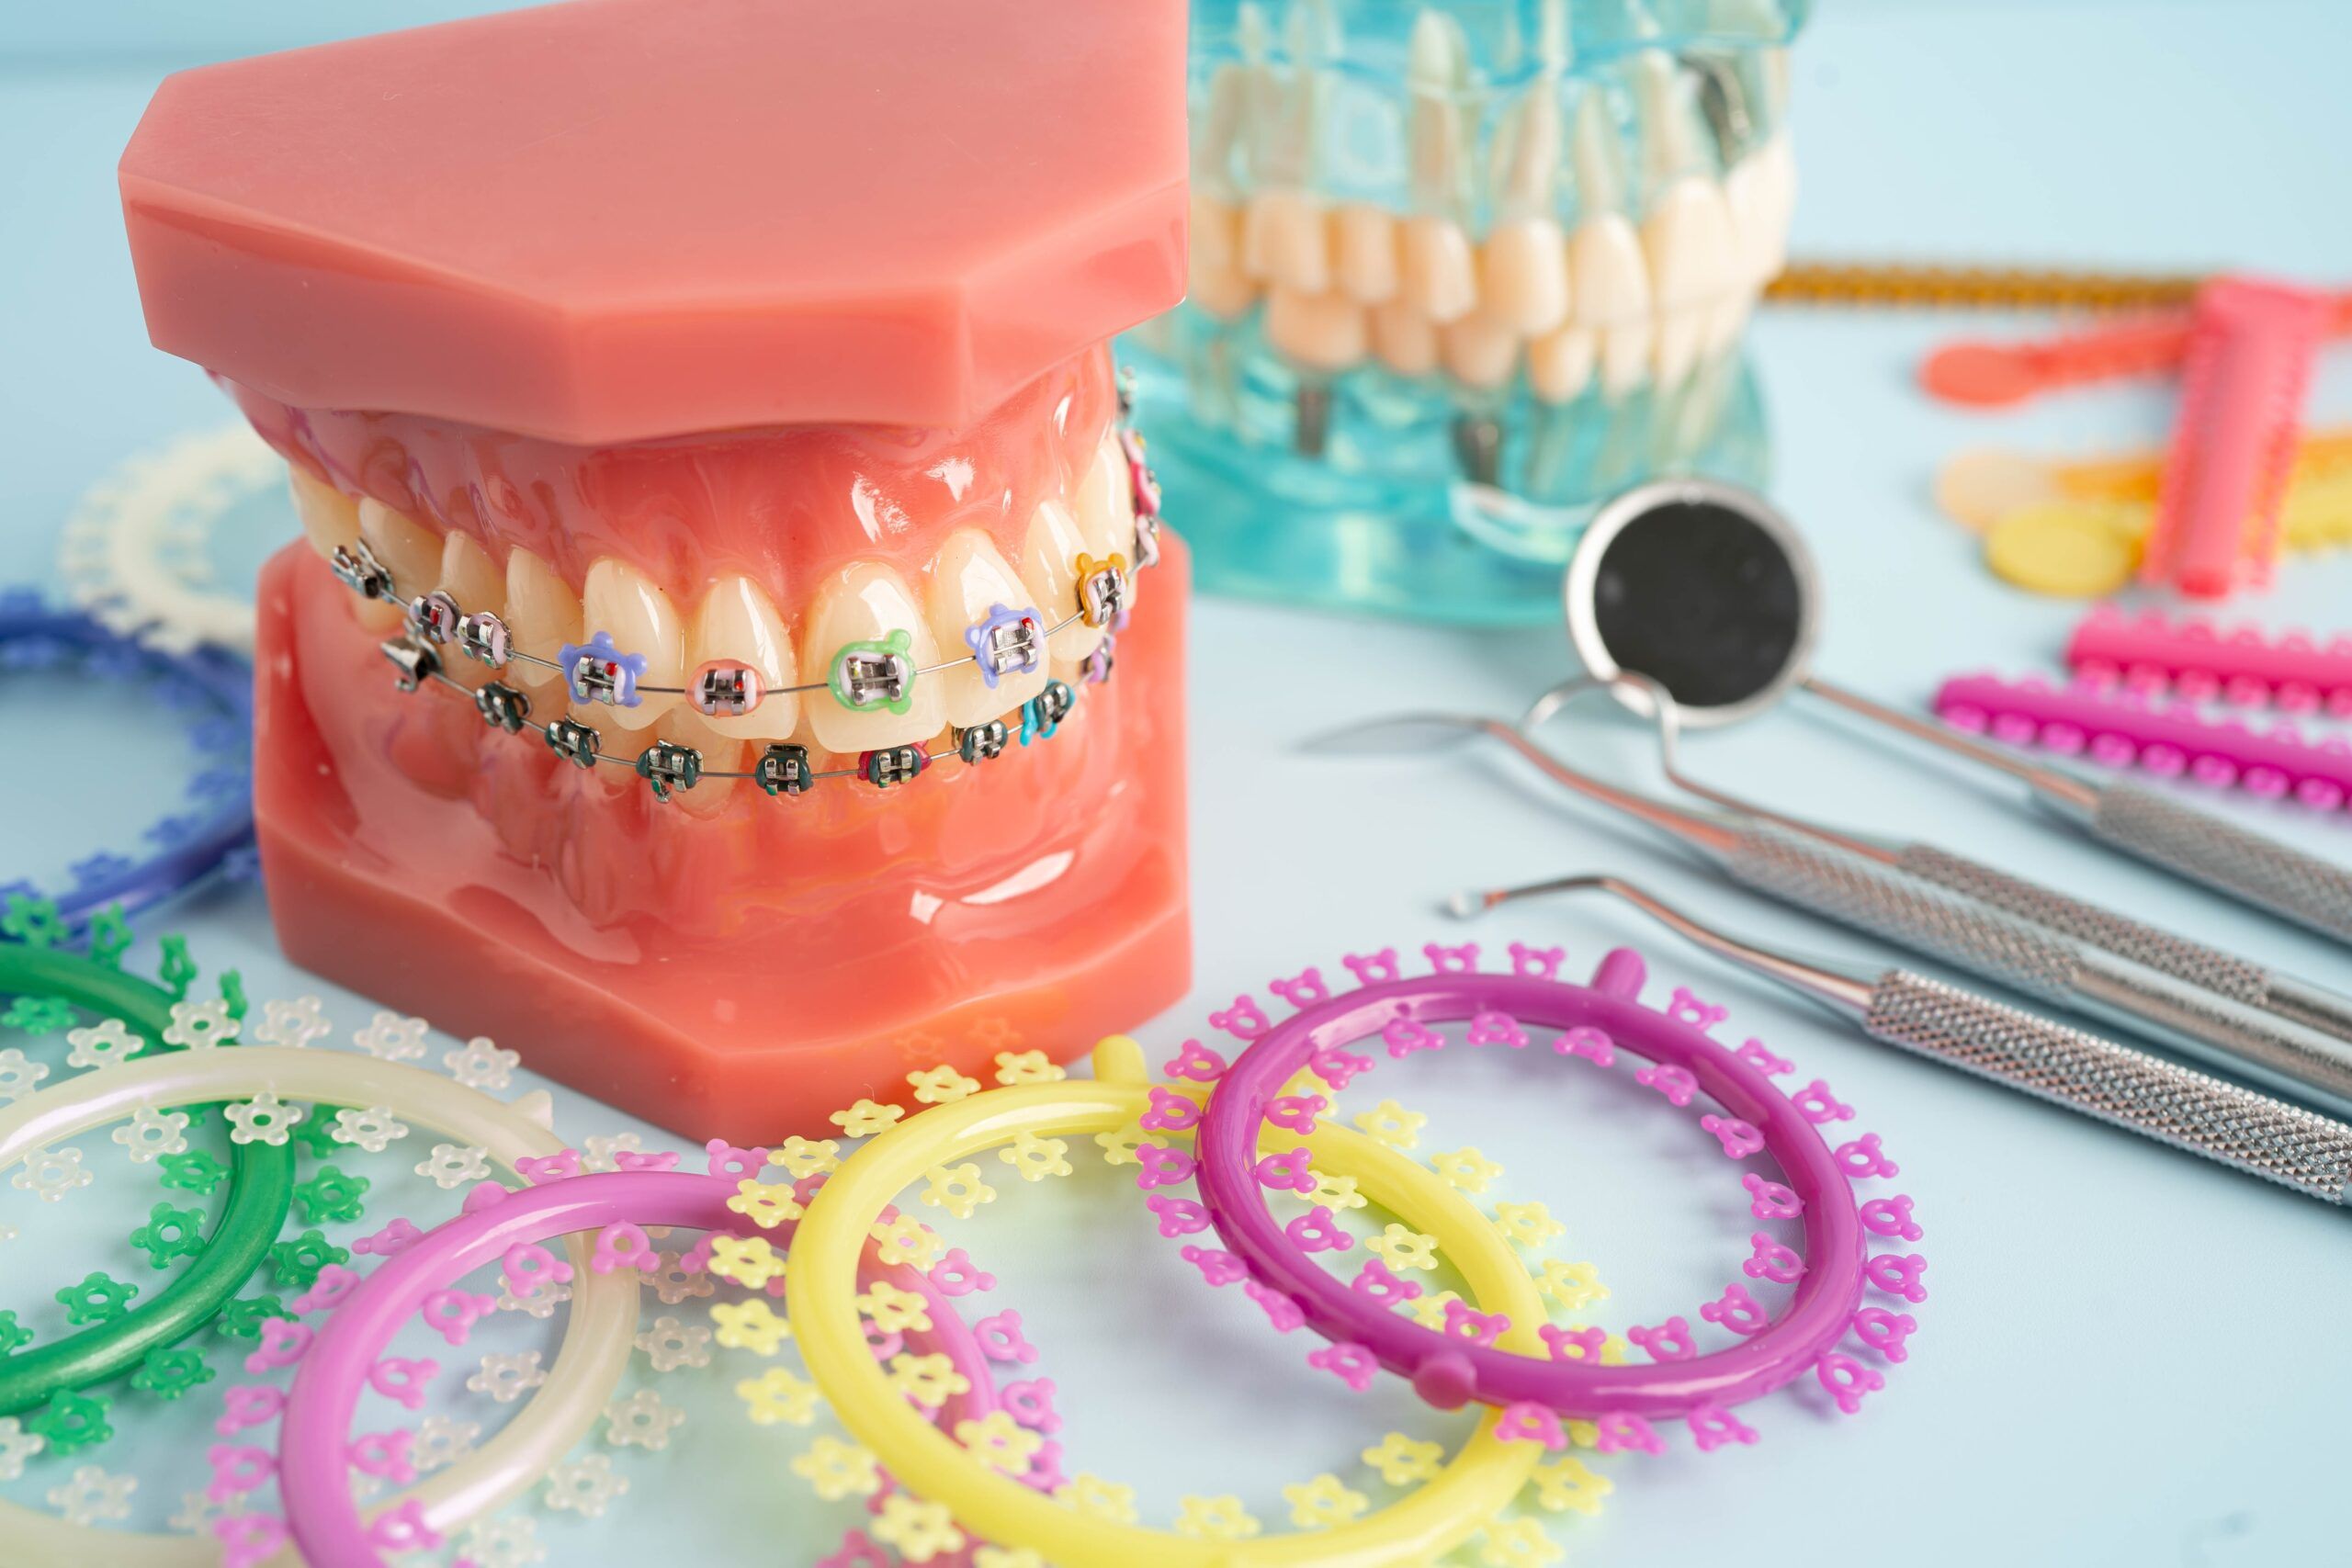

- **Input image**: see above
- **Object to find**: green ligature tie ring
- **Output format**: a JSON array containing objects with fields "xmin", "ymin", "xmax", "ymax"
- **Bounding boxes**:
[{"xmin": 0, "ymin": 940, "xmax": 294, "ymax": 1416}]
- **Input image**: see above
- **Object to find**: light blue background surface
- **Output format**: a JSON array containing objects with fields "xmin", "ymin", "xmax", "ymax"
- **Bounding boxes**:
[{"xmin": 6, "ymin": 4, "xmax": 2352, "ymax": 1564}]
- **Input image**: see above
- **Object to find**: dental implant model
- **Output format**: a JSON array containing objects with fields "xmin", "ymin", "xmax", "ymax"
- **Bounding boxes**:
[
  {"xmin": 1129, "ymin": 0, "xmax": 1804, "ymax": 623},
  {"xmin": 119, "ymin": 0, "xmax": 1193, "ymax": 1137}
]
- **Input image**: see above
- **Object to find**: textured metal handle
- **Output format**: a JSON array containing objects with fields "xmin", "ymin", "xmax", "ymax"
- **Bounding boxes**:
[
  {"xmin": 1895, "ymin": 842, "xmax": 2270, "ymax": 1005},
  {"xmin": 1865, "ymin": 970, "xmax": 2352, "ymax": 1203},
  {"xmin": 1727, "ymin": 827, "xmax": 2352, "ymax": 1115},
  {"xmin": 2085, "ymin": 781, "xmax": 2352, "ymax": 946}
]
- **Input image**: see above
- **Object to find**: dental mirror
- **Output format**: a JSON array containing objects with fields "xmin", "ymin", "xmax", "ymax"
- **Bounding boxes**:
[{"xmin": 1562, "ymin": 477, "xmax": 1820, "ymax": 729}]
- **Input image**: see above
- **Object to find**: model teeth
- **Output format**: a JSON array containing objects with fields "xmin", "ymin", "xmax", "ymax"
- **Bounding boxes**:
[
  {"xmin": 688, "ymin": 575, "xmax": 801, "ymax": 741},
  {"xmin": 1372, "ymin": 299, "xmax": 1442, "ymax": 378},
  {"xmin": 1242, "ymin": 187, "xmax": 1332, "ymax": 295},
  {"xmin": 1643, "ymin": 179, "xmax": 1737, "ymax": 389},
  {"xmin": 289, "ymin": 469, "xmax": 360, "ymax": 558},
  {"xmin": 504, "ymin": 547, "xmax": 582, "ymax": 708},
  {"xmin": 574, "ymin": 558, "xmax": 685, "ymax": 739},
  {"xmin": 1570, "ymin": 213, "xmax": 1655, "ymax": 398},
  {"xmin": 1480, "ymin": 218, "xmax": 1571, "ymax": 337},
  {"xmin": 1177, "ymin": 23, "xmax": 1800, "ymax": 411},
  {"xmin": 1019, "ymin": 497, "xmax": 1103, "ymax": 667},
  {"xmin": 923, "ymin": 529, "xmax": 1047, "ymax": 726},
  {"xmin": 356, "ymin": 498, "xmax": 437, "ymax": 632},
  {"xmin": 800, "ymin": 560, "xmax": 945, "ymax": 753},
  {"xmin": 1070, "ymin": 433, "xmax": 1140, "ymax": 611},
  {"xmin": 1333, "ymin": 205, "xmax": 1399, "ymax": 304},
  {"xmin": 435, "ymin": 533, "xmax": 505, "ymax": 690},
  {"xmin": 1265, "ymin": 288, "xmax": 1369, "ymax": 374}
]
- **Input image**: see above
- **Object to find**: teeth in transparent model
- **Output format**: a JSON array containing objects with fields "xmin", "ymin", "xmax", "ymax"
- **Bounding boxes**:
[
  {"xmin": 1242, "ymin": 187, "xmax": 1332, "ymax": 295},
  {"xmin": 1372, "ymin": 299, "xmax": 1442, "ymax": 378},
  {"xmin": 688, "ymin": 573, "xmax": 801, "ymax": 741},
  {"xmin": 1018, "ymin": 497, "xmax": 1103, "ymax": 668},
  {"xmin": 1570, "ymin": 213, "xmax": 1654, "ymax": 398},
  {"xmin": 1398, "ymin": 218, "xmax": 1478, "ymax": 324},
  {"xmin": 799, "ymin": 558, "xmax": 946, "ymax": 753},
  {"xmin": 1266, "ymin": 288, "xmax": 1370, "ymax": 373},
  {"xmin": 1333, "ymin": 204, "xmax": 1400, "ymax": 304},
  {"xmin": 503, "ymin": 547, "xmax": 582, "ymax": 708},
  {"xmin": 289, "ymin": 469, "xmax": 360, "ymax": 558},
  {"xmin": 922, "ymin": 529, "xmax": 1047, "ymax": 727},
  {"xmin": 1644, "ymin": 179, "xmax": 1736, "ymax": 388},
  {"xmin": 1481, "ymin": 218, "xmax": 1571, "ymax": 337},
  {"xmin": 1442, "ymin": 311, "xmax": 1520, "ymax": 391},
  {"xmin": 1528, "ymin": 322, "xmax": 1598, "ymax": 403},
  {"xmin": 1188, "ymin": 193, "xmax": 1258, "ymax": 321},
  {"xmin": 574, "ymin": 558, "xmax": 686, "ymax": 729}
]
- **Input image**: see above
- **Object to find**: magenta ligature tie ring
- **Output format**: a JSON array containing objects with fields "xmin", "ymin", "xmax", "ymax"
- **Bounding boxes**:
[{"xmin": 1193, "ymin": 945, "xmax": 1872, "ymax": 1421}]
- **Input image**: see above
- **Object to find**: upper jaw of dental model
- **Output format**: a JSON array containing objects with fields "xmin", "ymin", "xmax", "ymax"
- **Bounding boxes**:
[{"xmin": 338, "ymin": 425, "xmax": 1168, "ymax": 805}]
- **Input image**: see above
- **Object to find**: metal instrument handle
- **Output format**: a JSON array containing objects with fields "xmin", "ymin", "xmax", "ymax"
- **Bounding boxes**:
[
  {"xmin": 2077, "ymin": 781, "xmax": 2352, "ymax": 948},
  {"xmin": 1894, "ymin": 842, "xmax": 2271, "ymax": 1004},
  {"xmin": 1864, "ymin": 970, "xmax": 2352, "ymax": 1204},
  {"xmin": 1727, "ymin": 828, "xmax": 2352, "ymax": 1116}
]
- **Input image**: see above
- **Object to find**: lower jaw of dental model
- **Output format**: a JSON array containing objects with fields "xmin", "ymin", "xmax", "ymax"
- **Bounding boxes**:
[
  {"xmin": 245, "ymin": 348, "xmax": 1190, "ymax": 1140},
  {"xmin": 1125, "ymin": 14, "xmax": 1800, "ymax": 624}
]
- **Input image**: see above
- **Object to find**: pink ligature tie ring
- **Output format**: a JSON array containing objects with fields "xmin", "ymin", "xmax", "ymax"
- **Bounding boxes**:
[{"xmin": 1193, "ymin": 949, "xmax": 1867, "ymax": 1417}]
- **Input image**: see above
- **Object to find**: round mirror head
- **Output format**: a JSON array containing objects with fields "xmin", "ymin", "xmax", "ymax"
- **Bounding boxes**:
[{"xmin": 1561, "ymin": 478, "xmax": 1820, "ymax": 729}]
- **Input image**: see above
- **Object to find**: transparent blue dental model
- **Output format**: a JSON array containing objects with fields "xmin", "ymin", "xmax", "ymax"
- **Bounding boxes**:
[{"xmin": 1123, "ymin": 0, "xmax": 1808, "ymax": 624}]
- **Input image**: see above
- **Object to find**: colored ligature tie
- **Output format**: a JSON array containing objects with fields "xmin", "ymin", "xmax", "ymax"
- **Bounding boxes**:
[
  {"xmin": 776, "ymin": 1042, "xmax": 1571, "ymax": 1567},
  {"xmin": 347, "ymin": 427, "xmax": 1164, "ymax": 804},
  {"xmin": 0, "ymin": 592, "xmax": 255, "ymax": 937},
  {"xmin": 1176, "ymin": 942, "xmax": 1915, "ymax": 1439}
]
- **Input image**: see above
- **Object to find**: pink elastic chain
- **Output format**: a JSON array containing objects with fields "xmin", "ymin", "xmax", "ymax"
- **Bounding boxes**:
[
  {"xmin": 1935, "ymin": 672, "xmax": 2352, "ymax": 811},
  {"xmin": 2068, "ymin": 604, "xmax": 2352, "ymax": 716}
]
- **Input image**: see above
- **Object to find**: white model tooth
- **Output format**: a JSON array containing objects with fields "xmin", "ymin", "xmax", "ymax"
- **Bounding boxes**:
[
  {"xmin": 356, "ymin": 499, "xmax": 442, "ymax": 597},
  {"xmin": 352, "ymin": 498, "xmax": 435, "ymax": 632},
  {"xmin": 1190, "ymin": 193, "xmax": 1259, "ymax": 321},
  {"xmin": 576, "ymin": 558, "xmax": 686, "ymax": 729},
  {"xmin": 1442, "ymin": 312, "xmax": 1520, "ymax": 391},
  {"xmin": 1761, "ymin": 45, "xmax": 1791, "ymax": 125},
  {"xmin": 924, "ymin": 529, "xmax": 1050, "ymax": 727},
  {"xmin": 1333, "ymin": 204, "xmax": 1399, "ymax": 304},
  {"xmin": 1017, "ymin": 498, "xmax": 1103, "ymax": 666},
  {"xmin": 1702, "ymin": 292, "xmax": 1753, "ymax": 359},
  {"xmin": 658, "ymin": 707, "xmax": 745, "ymax": 818},
  {"xmin": 1571, "ymin": 89, "xmax": 1629, "ymax": 220},
  {"xmin": 1195, "ymin": 59, "xmax": 1251, "ymax": 196},
  {"xmin": 1528, "ymin": 324, "xmax": 1597, "ymax": 403},
  {"xmin": 1399, "ymin": 218, "xmax": 1478, "ymax": 324},
  {"xmin": 434, "ymin": 533, "xmax": 505, "ymax": 689},
  {"xmin": 799, "ymin": 560, "xmax": 947, "ymax": 753},
  {"xmin": 1632, "ymin": 51, "xmax": 1715, "ymax": 185},
  {"xmin": 1481, "ymin": 219, "xmax": 1571, "ymax": 336},
  {"xmin": 1406, "ymin": 11, "xmax": 1470, "ymax": 214},
  {"xmin": 1570, "ymin": 212, "xmax": 1653, "ymax": 397},
  {"xmin": 1371, "ymin": 299, "xmax": 1441, "ymax": 378},
  {"xmin": 1242, "ymin": 187, "xmax": 1332, "ymax": 294},
  {"xmin": 1072, "ymin": 434, "xmax": 1137, "ymax": 568},
  {"xmin": 503, "ymin": 547, "xmax": 581, "ymax": 706},
  {"xmin": 1749, "ymin": 132, "xmax": 1797, "ymax": 281},
  {"xmin": 1264, "ymin": 288, "xmax": 1370, "ymax": 373},
  {"xmin": 1643, "ymin": 178, "xmax": 1737, "ymax": 389},
  {"xmin": 1721, "ymin": 151, "xmax": 1773, "ymax": 288},
  {"xmin": 688, "ymin": 574, "xmax": 801, "ymax": 741},
  {"xmin": 288, "ymin": 469, "xmax": 359, "ymax": 558}
]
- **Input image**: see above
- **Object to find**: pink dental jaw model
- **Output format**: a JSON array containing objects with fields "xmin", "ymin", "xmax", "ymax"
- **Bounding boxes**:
[{"xmin": 119, "ymin": 0, "xmax": 1193, "ymax": 1139}]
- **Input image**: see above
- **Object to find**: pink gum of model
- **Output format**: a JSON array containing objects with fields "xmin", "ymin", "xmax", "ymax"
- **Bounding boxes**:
[{"xmin": 119, "ymin": 0, "xmax": 1193, "ymax": 1139}]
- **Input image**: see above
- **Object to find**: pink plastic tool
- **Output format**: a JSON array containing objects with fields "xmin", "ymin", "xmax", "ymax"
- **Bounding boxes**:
[
  {"xmin": 2067, "ymin": 604, "xmax": 2352, "ymax": 716},
  {"xmin": 2139, "ymin": 276, "xmax": 2332, "ymax": 598},
  {"xmin": 1935, "ymin": 672, "xmax": 2352, "ymax": 812},
  {"xmin": 1919, "ymin": 288, "xmax": 2352, "ymax": 411}
]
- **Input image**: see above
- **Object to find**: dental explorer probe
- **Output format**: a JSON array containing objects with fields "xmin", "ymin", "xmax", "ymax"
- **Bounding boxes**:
[
  {"xmin": 1309, "ymin": 711, "xmax": 2352, "ymax": 1117},
  {"xmin": 1523, "ymin": 672, "xmax": 2352, "ymax": 1050},
  {"xmin": 1449, "ymin": 874, "xmax": 2352, "ymax": 1206}
]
